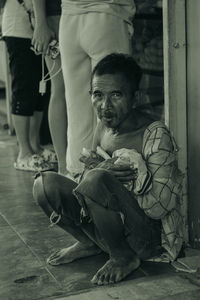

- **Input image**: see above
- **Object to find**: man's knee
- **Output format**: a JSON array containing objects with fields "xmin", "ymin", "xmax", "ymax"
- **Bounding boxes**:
[
  {"xmin": 86, "ymin": 168, "xmax": 111, "ymax": 186},
  {"xmin": 33, "ymin": 171, "xmax": 60, "ymax": 209},
  {"xmin": 80, "ymin": 169, "xmax": 114, "ymax": 208},
  {"xmin": 33, "ymin": 171, "xmax": 78, "ymax": 217}
]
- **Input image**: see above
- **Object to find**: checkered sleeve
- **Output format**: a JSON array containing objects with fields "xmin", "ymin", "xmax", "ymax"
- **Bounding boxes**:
[{"xmin": 136, "ymin": 122, "xmax": 183, "ymax": 220}]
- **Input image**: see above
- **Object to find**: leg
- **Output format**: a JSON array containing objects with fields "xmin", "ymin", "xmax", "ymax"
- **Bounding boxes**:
[
  {"xmin": 5, "ymin": 37, "xmax": 35, "ymax": 160},
  {"xmin": 59, "ymin": 14, "xmax": 97, "ymax": 175},
  {"xmin": 45, "ymin": 55, "xmax": 67, "ymax": 175},
  {"xmin": 33, "ymin": 171, "xmax": 101, "ymax": 265},
  {"xmin": 5, "ymin": 37, "xmax": 51, "ymax": 171},
  {"xmin": 85, "ymin": 196, "xmax": 140, "ymax": 285},
  {"xmin": 29, "ymin": 110, "xmax": 43, "ymax": 153},
  {"xmin": 45, "ymin": 16, "xmax": 68, "ymax": 174},
  {"xmin": 12, "ymin": 112, "xmax": 52, "ymax": 171},
  {"xmin": 12, "ymin": 114, "xmax": 33, "ymax": 159},
  {"xmin": 58, "ymin": 12, "xmax": 132, "ymax": 174},
  {"xmin": 74, "ymin": 169, "xmax": 161, "ymax": 285}
]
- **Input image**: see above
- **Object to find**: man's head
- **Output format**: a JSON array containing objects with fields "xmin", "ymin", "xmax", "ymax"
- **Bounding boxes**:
[{"xmin": 90, "ymin": 53, "xmax": 142, "ymax": 129}]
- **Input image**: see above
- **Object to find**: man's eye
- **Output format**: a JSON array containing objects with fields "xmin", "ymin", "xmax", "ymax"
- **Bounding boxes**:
[
  {"xmin": 111, "ymin": 92, "xmax": 122, "ymax": 99},
  {"xmin": 93, "ymin": 92, "xmax": 103, "ymax": 100}
]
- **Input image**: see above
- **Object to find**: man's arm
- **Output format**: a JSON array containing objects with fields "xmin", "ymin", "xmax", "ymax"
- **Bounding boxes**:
[
  {"xmin": 32, "ymin": 0, "xmax": 55, "ymax": 54},
  {"xmin": 136, "ymin": 122, "xmax": 183, "ymax": 219}
]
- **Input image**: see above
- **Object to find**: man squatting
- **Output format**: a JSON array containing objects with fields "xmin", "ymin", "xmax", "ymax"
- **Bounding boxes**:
[{"xmin": 33, "ymin": 53, "xmax": 183, "ymax": 286}]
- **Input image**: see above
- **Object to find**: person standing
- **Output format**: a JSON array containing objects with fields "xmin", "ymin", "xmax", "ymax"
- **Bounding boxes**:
[
  {"xmin": 59, "ymin": 0, "xmax": 136, "ymax": 178},
  {"xmin": 2, "ymin": 0, "xmax": 53, "ymax": 171},
  {"xmin": 32, "ymin": 0, "xmax": 68, "ymax": 175}
]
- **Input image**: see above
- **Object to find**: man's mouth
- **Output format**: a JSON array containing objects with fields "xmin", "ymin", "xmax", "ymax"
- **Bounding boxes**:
[{"xmin": 102, "ymin": 111, "xmax": 114, "ymax": 121}]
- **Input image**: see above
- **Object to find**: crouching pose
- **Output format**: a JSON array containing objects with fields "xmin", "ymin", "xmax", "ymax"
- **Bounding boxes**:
[{"xmin": 33, "ymin": 53, "xmax": 184, "ymax": 285}]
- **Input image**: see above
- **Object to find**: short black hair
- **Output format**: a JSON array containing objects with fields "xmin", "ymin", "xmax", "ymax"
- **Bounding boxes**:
[{"xmin": 91, "ymin": 53, "xmax": 142, "ymax": 94}]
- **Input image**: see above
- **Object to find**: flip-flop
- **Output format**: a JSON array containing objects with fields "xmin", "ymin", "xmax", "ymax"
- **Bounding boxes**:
[
  {"xmin": 14, "ymin": 154, "xmax": 54, "ymax": 172},
  {"xmin": 41, "ymin": 148, "xmax": 57, "ymax": 163}
]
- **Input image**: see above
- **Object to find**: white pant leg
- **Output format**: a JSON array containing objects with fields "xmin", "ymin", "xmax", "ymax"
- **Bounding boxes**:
[
  {"xmin": 59, "ymin": 13, "xmax": 133, "ymax": 175},
  {"xmin": 59, "ymin": 14, "xmax": 97, "ymax": 174}
]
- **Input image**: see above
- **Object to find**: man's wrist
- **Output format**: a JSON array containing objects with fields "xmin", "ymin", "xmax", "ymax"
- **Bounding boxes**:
[{"xmin": 35, "ymin": 18, "xmax": 48, "ymax": 27}]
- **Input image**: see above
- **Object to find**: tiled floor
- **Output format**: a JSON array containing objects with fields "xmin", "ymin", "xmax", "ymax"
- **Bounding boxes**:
[{"xmin": 1, "ymin": 100, "xmax": 200, "ymax": 300}]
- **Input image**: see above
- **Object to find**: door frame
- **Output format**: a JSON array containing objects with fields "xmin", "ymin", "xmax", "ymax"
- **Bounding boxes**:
[{"xmin": 163, "ymin": 0, "xmax": 188, "ymax": 241}]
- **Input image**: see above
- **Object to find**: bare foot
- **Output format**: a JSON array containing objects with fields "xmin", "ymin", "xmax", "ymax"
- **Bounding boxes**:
[
  {"xmin": 17, "ymin": 152, "xmax": 33, "ymax": 161},
  {"xmin": 47, "ymin": 241, "xmax": 101, "ymax": 266},
  {"xmin": 91, "ymin": 255, "xmax": 140, "ymax": 285}
]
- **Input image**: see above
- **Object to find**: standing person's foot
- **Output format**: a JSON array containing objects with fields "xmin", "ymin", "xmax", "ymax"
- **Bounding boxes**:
[
  {"xmin": 91, "ymin": 252, "xmax": 140, "ymax": 285},
  {"xmin": 47, "ymin": 241, "xmax": 101, "ymax": 266},
  {"xmin": 34, "ymin": 146, "xmax": 58, "ymax": 164},
  {"xmin": 40, "ymin": 148, "xmax": 58, "ymax": 163}
]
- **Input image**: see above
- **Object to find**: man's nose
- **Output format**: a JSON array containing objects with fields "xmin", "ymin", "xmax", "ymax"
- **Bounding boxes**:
[{"xmin": 101, "ymin": 95, "xmax": 112, "ymax": 109}]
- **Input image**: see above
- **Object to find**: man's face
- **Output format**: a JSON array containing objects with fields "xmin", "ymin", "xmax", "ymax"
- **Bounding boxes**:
[{"xmin": 91, "ymin": 73, "xmax": 133, "ymax": 129}]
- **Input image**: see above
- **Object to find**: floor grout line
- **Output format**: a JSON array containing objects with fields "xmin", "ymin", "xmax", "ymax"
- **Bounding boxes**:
[{"xmin": 0, "ymin": 211, "xmax": 64, "ymax": 290}]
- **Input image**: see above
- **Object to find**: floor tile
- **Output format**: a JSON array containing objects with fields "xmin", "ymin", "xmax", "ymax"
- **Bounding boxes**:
[
  {"xmin": 140, "ymin": 261, "xmax": 175, "ymax": 276},
  {"xmin": 12, "ymin": 223, "xmax": 76, "ymax": 261},
  {"xmin": 0, "ymin": 214, "xmax": 9, "ymax": 227},
  {"xmin": 0, "ymin": 269, "xmax": 64, "ymax": 300}
]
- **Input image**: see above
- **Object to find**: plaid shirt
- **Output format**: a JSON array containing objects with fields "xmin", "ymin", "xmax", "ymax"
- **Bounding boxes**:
[
  {"xmin": 75, "ymin": 121, "xmax": 184, "ymax": 261},
  {"xmin": 136, "ymin": 121, "xmax": 184, "ymax": 261}
]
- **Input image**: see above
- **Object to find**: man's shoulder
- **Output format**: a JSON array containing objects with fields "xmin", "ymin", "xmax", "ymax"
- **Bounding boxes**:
[
  {"xmin": 142, "ymin": 121, "xmax": 177, "ymax": 157},
  {"xmin": 143, "ymin": 121, "xmax": 171, "ymax": 144},
  {"xmin": 145, "ymin": 120, "xmax": 167, "ymax": 134}
]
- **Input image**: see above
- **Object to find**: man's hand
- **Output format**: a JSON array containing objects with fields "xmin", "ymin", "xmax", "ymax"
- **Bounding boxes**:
[
  {"xmin": 32, "ymin": 23, "xmax": 55, "ymax": 55},
  {"xmin": 79, "ymin": 150, "xmax": 104, "ymax": 169},
  {"xmin": 97, "ymin": 158, "xmax": 137, "ymax": 182},
  {"xmin": 31, "ymin": 0, "xmax": 56, "ymax": 55}
]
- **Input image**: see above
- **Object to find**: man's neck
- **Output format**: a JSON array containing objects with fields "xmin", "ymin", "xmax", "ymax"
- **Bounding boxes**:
[{"xmin": 111, "ymin": 109, "xmax": 149, "ymax": 135}]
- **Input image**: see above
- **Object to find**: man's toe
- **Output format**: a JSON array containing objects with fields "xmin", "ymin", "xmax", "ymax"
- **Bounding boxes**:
[
  {"xmin": 108, "ymin": 274, "xmax": 115, "ymax": 284},
  {"xmin": 115, "ymin": 271, "xmax": 124, "ymax": 283},
  {"xmin": 98, "ymin": 273, "xmax": 108, "ymax": 285},
  {"xmin": 103, "ymin": 274, "xmax": 111, "ymax": 285},
  {"xmin": 47, "ymin": 258, "xmax": 59, "ymax": 266},
  {"xmin": 97, "ymin": 279, "xmax": 104, "ymax": 285},
  {"xmin": 47, "ymin": 251, "xmax": 62, "ymax": 265},
  {"xmin": 91, "ymin": 274, "xmax": 98, "ymax": 284}
]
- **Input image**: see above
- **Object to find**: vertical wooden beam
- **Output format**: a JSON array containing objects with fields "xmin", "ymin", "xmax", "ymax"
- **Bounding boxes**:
[
  {"xmin": 186, "ymin": 0, "xmax": 200, "ymax": 248},
  {"xmin": 163, "ymin": 0, "xmax": 188, "ymax": 241}
]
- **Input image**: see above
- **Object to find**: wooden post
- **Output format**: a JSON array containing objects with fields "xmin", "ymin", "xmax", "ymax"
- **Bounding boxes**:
[
  {"xmin": 163, "ymin": 0, "xmax": 188, "ymax": 241},
  {"xmin": 186, "ymin": 0, "xmax": 200, "ymax": 248}
]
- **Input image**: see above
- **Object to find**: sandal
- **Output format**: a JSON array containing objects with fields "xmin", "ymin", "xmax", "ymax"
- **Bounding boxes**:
[
  {"xmin": 40, "ymin": 148, "xmax": 57, "ymax": 163},
  {"xmin": 14, "ymin": 154, "xmax": 54, "ymax": 172}
]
